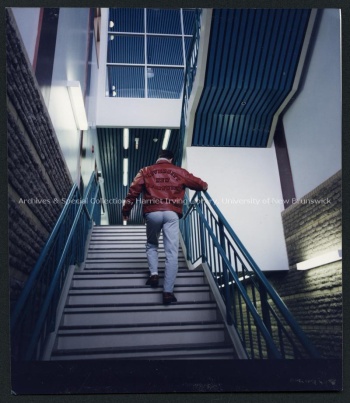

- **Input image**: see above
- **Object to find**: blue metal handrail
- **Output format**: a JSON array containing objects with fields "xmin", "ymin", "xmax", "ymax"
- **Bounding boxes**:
[
  {"xmin": 11, "ymin": 171, "xmax": 101, "ymax": 361},
  {"xmin": 181, "ymin": 191, "xmax": 321, "ymax": 359},
  {"xmin": 176, "ymin": 9, "xmax": 202, "ymax": 165}
]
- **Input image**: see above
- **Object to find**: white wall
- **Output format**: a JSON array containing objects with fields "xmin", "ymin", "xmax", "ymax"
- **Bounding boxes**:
[
  {"xmin": 81, "ymin": 24, "xmax": 99, "ymax": 188},
  {"xmin": 11, "ymin": 8, "xmax": 40, "ymax": 65},
  {"xmin": 95, "ymin": 8, "xmax": 182, "ymax": 128},
  {"xmin": 48, "ymin": 8, "xmax": 90, "ymax": 184},
  {"xmin": 81, "ymin": 33, "xmax": 110, "ymax": 225},
  {"xmin": 96, "ymin": 98, "xmax": 182, "ymax": 128},
  {"xmin": 186, "ymin": 146, "xmax": 289, "ymax": 272},
  {"xmin": 283, "ymin": 9, "xmax": 341, "ymax": 198}
]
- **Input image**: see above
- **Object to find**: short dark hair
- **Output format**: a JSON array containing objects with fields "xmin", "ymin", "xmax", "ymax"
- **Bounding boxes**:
[{"xmin": 158, "ymin": 150, "xmax": 174, "ymax": 160}]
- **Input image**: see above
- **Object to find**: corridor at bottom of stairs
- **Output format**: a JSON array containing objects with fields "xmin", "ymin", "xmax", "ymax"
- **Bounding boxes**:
[{"xmin": 51, "ymin": 225, "xmax": 237, "ymax": 360}]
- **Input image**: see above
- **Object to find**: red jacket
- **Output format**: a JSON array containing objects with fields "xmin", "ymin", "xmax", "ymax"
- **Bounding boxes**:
[{"xmin": 122, "ymin": 159, "xmax": 208, "ymax": 218}]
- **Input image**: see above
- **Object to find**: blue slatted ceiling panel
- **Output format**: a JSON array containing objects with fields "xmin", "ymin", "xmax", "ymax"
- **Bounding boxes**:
[
  {"xmin": 97, "ymin": 128, "xmax": 180, "ymax": 225},
  {"xmin": 147, "ymin": 9, "xmax": 181, "ymax": 34},
  {"xmin": 109, "ymin": 8, "xmax": 144, "ymax": 32},
  {"xmin": 192, "ymin": 9, "xmax": 311, "ymax": 147}
]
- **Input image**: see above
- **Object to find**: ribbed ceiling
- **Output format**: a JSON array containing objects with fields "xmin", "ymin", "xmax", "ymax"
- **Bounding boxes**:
[
  {"xmin": 97, "ymin": 128, "xmax": 180, "ymax": 225},
  {"xmin": 192, "ymin": 8, "xmax": 312, "ymax": 147}
]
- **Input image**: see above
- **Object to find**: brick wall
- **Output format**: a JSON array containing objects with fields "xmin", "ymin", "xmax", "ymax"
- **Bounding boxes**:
[
  {"xmin": 6, "ymin": 10, "xmax": 72, "ymax": 306},
  {"xmin": 267, "ymin": 170, "xmax": 342, "ymax": 358}
]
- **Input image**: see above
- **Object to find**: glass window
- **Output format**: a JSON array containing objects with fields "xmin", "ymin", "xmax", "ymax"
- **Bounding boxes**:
[
  {"xmin": 147, "ymin": 68, "xmax": 184, "ymax": 99},
  {"xmin": 147, "ymin": 9, "xmax": 181, "ymax": 34},
  {"xmin": 107, "ymin": 35, "xmax": 144, "ymax": 64},
  {"xmin": 109, "ymin": 8, "xmax": 144, "ymax": 33},
  {"xmin": 107, "ymin": 66, "xmax": 145, "ymax": 98},
  {"xmin": 147, "ymin": 36, "xmax": 183, "ymax": 65},
  {"xmin": 183, "ymin": 9, "xmax": 196, "ymax": 35},
  {"xmin": 106, "ymin": 8, "xmax": 198, "ymax": 99},
  {"xmin": 184, "ymin": 37, "xmax": 193, "ymax": 61}
]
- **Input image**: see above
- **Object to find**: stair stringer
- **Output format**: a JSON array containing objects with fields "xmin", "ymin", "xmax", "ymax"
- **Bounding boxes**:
[
  {"xmin": 200, "ymin": 262, "xmax": 248, "ymax": 359},
  {"xmin": 180, "ymin": 232, "xmax": 248, "ymax": 359}
]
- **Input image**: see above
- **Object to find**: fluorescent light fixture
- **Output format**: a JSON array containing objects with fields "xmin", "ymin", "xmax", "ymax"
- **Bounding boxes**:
[
  {"xmin": 123, "ymin": 158, "xmax": 128, "ymax": 186},
  {"xmin": 67, "ymin": 81, "xmax": 88, "ymax": 130},
  {"xmin": 162, "ymin": 129, "xmax": 171, "ymax": 150},
  {"xmin": 123, "ymin": 128, "xmax": 129, "ymax": 149},
  {"xmin": 296, "ymin": 249, "xmax": 342, "ymax": 271}
]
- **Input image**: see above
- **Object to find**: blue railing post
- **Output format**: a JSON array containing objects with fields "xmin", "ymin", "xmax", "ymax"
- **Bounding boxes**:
[
  {"xmin": 258, "ymin": 284, "xmax": 274, "ymax": 358},
  {"xmin": 184, "ymin": 210, "xmax": 191, "ymax": 261},
  {"xmin": 218, "ymin": 218, "xmax": 233, "ymax": 326},
  {"xmin": 197, "ymin": 193, "xmax": 206, "ymax": 264}
]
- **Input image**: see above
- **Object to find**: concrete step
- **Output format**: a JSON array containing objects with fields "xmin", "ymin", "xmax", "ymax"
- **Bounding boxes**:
[
  {"xmin": 91, "ymin": 228, "xmax": 148, "ymax": 234},
  {"xmin": 90, "ymin": 235, "xmax": 148, "ymax": 242},
  {"xmin": 71, "ymin": 273, "xmax": 205, "ymax": 288},
  {"xmin": 85, "ymin": 256, "xmax": 187, "ymax": 267},
  {"xmin": 51, "ymin": 343, "xmax": 236, "ymax": 360},
  {"xmin": 67, "ymin": 285, "xmax": 212, "ymax": 305},
  {"xmin": 62, "ymin": 303, "xmax": 219, "ymax": 327},
  {"xmin": 86, "ymin": 251, "xmax": 184, "ymax": 259},
  {"xmin": 84, "ymin": 261, "xmax": 187, "ymax": 270},
  {"xmin": 55, "ymin": 322, "xmax": 227, "ymax": 350},
  {"xmin": 88, "ymin": 243, "xmax": 172, "ymax": 250},
  {"xmin": 74, "ymin": 267, "xmax": 191, "ymax": 275},
  {"xmin": 92, "ymin": 225, "xmax": 146, "ymax": 231},
  {"xmin": 72, "ymin": 269, "xmax": 199, "ymax": 279}
]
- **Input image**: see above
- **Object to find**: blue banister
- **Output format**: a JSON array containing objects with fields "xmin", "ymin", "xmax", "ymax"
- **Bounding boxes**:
[
  {"xmin": 176, "ymin": 9, "xmax": 202, "ymax": 166},
  {"xmin": 193, "ymin": 197, "xmax": 283, "ymax": 359},
  {"xmin": 10, "ymin": 183, "xmax": 79, "ymax": 330},
  {"xmin": 202, "ymin": 191, "xmax": 321, "ymax": 358},
  {"xmin": 11, "ymin": 171, "xmax": 101, "ymax": 361},
  {"xmin": 181, "ymin": 190, "xmax": 321, "ymax": 359}
]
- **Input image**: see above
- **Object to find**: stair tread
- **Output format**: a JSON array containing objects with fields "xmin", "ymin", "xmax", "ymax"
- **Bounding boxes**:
[
  {"xmin": 52, "ymin": 342, "xmax": 234, "ymax": 357},
  {"xmin": 58, "ymin": 321, "xmax": 226, "ymax": 336},
  {"xmin": 69, "ymin": 285, "xmax": 211, "ymax": 294},
  {"xmin": 72, "ymin": 272, "xmax": 203, "ymax": 279},
  {"xmin": 64, "ymin": 301, "xmax": 217, "ymax": 312}
]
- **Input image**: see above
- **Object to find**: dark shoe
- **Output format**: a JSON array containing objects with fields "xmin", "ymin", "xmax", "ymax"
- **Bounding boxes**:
[
  {"xmin": 146, "ymin": 274, "xmax": 159, "ymax": 287},
  {"xmin": 163, "ymin": 292, "xmax": 177, "ymax": 305}
]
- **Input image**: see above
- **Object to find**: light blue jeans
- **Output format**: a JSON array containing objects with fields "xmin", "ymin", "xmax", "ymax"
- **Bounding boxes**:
[{"xmin": 145, "ymin": 211, "xmax": 179, "ymax": 293}]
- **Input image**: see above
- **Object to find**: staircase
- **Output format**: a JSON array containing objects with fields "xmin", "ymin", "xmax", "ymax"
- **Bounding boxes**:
[{"xmin": 51, "ymin": 225, "xmax": 237, "ymax": 360}]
